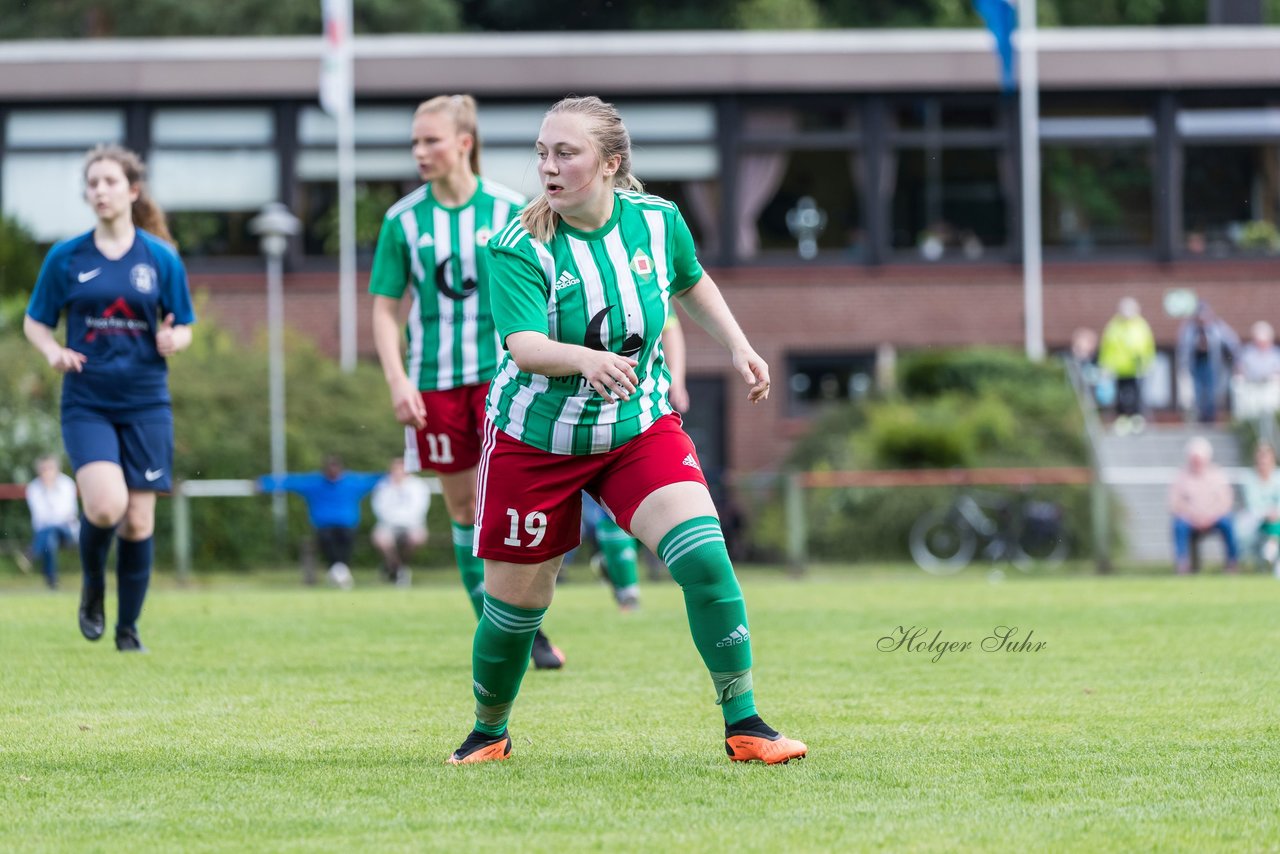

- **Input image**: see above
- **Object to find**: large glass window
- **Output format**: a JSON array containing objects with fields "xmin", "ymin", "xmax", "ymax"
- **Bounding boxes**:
[
  {"xmin": 151, "ymin": 107, "xmax": 278, "ymax": 256},
  {"xmin": 294, "ymin": 101, "xmax": 720, "ymax": 259},
  {"xmin": 737, "ymin": 106, "xmax": 863, "ymax": 261},
  {"xmin": 887, "ymin": 97, "xmax": 1009, "ymax": 261},
  {"xmin": 1041, "ymin": 146, "xmax": 1153, "ymax": 252},
  {"xmin": 890, "ymin": 148, "xmax": 1006, "ymax": 260},
  {"xmin": 1, "ymin": 109, "xmax": 124, "ymax": 241},
  {"xmin": 1178, "ymin": 107, "xmax": 1280, "ymax": 257},
  {"xmin": 787, "ymin": 352, "xmax": 877, "ymax": 416},
  {"xmin": 296, "ymin": 105, "xmax": 419, "ymax": 257},
  {"xmin": 621, "ymin": 102, "xmax": 721, "ymax": 256},
  {"xmin": 1038, "ymin": 104, "xmax": 1155, "ymax": 254},
  {"xmin": 754, "ymin": 149, "xmax": 861, "ymax": 258}
]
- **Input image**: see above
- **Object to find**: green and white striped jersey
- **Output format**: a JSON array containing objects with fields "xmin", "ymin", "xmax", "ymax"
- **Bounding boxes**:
[
  {"xmin": 368, "ymin": 178, "xmax": 525, "ymax": 391},
  {"xmin": 486, "ymin": 190, "xmax": 704, "ymax": 455}
]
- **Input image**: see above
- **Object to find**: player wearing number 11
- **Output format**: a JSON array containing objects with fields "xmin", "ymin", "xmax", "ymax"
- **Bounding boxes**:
[
  {"xmin": 447, "ymin": 96, "xmax": 806, "ymax": 766},
  {"xmin": 369, "ymin": 95, "xmax": 565, "ymax": 669}
]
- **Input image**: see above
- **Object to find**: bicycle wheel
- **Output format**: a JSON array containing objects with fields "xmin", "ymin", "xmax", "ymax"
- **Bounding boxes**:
[
  {"xmin": 909, "ymin": 509, "xmax": 977, "ymax": 575},
  {"xmin": 1011, "ymin": 506, "xmax": 1069, "ymax": 571}
]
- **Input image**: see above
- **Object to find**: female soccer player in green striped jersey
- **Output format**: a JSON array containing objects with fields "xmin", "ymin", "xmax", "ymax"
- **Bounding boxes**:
[
  {"xmin": 369, "ymin": 95, "xmax": 565, "ymax": 669},
  {"xmin": 448, "ymin": 96, "xmax": 806, "ymax": 766}
]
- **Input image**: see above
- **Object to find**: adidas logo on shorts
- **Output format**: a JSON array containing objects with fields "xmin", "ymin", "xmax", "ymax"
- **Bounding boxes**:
[
  {"xmin": 554, "ymin": 271, "xmax": 582, "ymax": 291},
  {"xmin": 682, "ymin": 453, "xmax": 701, "ymax": 470},
  {"xmin": 716, "ymin": 624, "xmax": 750, "ymax": 648}
]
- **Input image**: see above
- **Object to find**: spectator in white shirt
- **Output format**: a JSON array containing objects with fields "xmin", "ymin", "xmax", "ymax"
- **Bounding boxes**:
[
  {"xmin": 370, "ymin": 457, "xmax": 431, "ymax": 586},
  {"xmin": 26, "ymin": 455, "xmax": 80, "ymax": 589}
]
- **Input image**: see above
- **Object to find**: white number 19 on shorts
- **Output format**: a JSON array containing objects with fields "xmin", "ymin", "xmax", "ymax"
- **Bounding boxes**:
[{"xmin": 504, "ymin": 509, "xmax": 548, "ymax": 548}]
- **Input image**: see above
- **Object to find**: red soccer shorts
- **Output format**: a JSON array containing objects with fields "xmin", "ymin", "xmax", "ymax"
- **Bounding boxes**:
[
  {"xmin": 404, "ymin": 384, "xmax": 489, "ymax": 474},
  {"xmin": 475, "ymin": 413, "xmax": 708, "ymax": 563}
]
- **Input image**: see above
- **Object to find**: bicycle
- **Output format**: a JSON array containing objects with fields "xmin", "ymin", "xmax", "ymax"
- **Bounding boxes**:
[{"xmin": 908, "ymin": 490, "xmax": 1069, "ymax": 575}]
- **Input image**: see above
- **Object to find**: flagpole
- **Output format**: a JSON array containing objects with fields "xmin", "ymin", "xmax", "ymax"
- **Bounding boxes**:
[
  {"xmin": 1018, "ymin": 0, "xmax": 1044, "ymax": 361},
  {"xmin": 335, "ymin": 0, "xmax": 357, "ymax": 372}
]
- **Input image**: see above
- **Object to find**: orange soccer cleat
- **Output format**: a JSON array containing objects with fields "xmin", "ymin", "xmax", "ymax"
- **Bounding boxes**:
[
  {"xmin": 447, "ymin": 730, "xmax": 513, "ymax": 765},
  {"xmin": 724, "ymin": 716, "xmax": 807, "ymax": 765}
]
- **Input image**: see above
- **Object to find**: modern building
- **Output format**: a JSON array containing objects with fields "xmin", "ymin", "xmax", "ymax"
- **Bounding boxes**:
[{"xmin": 3, "ymin": 28, "xmax": 1279, "ymax": 483}]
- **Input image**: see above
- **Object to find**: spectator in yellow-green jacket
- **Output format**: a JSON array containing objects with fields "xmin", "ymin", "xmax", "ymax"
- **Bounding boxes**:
[{"xmin": 1098, "ymin": 297, "xmax": 1156, "ymax": 435}]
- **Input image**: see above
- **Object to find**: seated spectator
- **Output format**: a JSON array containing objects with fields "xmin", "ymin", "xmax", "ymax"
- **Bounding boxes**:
[
  {"xmin": 1169, "ymin": 436, "xmax": 1239, "ymax": 575},
  {"xmin": 25, "ymin": 454, "xmax": 80, "ymax": 590},
  {"xmin": 370, "ymin": 457, "xmax": 431, "ymax": 587},
  {"xmin": 1239, "ymin": 443, "xmax": 1280, "ymax": 575},
  {"xmin": 258, "ymin": 455, "xmax": 382, "ymax": 589},
  {"xmin": 1232, "ymin": 321, "xmax": 1280, "ymax": 424}
]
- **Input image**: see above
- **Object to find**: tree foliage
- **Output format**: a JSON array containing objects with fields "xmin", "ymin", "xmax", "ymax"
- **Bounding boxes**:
[
  {"xmin": 0, "ymin": 0, "xmax": 1231, "ymax": 37},
  {"xmin": 0, "ymin": 216, "xmax": 43, "ymax": 313},
  {"xmin": 164, "ymin": 299, "xmax": 408, "ymax": 568},
  {"xmin": 0, "ymin": 0, "xmax": 460, "ymax": 39}
]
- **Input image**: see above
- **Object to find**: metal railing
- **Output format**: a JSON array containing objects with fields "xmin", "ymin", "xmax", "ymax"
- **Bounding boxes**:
[{"xmin": 1063, "ymin": 358, "xmax": 1112, "ymax": 574}]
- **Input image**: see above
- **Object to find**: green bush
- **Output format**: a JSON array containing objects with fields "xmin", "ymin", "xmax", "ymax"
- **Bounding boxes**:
[
  {"xmin": 163, "ymin": 301, "xmax": 443, "ymax": 570},
  {"xmin": 0, "ymin": 332, "xmax": 62, "ymax": 548},
  {"xmin": 744, "ymin": 347, "xmax": 1112, "ymax": 563},
  {"xmin": 0, "ymin": 298, "xmax": 450, "ymax": 572},
  {"xmin": 0, "ymin": 215, "xmax": 44, "ymax": 334},
  {"xmin": 899, "ymin": 347, "xmax": 1064, "ymax": 399},
  {"xmin": 867, "ymin": 401, "xmax": 975, "ymax": 468}
]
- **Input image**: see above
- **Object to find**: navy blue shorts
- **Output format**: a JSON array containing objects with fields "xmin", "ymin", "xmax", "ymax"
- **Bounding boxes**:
[{"xmin": 62, "ymin": 408, "xmax": 174, "ymax": 492}]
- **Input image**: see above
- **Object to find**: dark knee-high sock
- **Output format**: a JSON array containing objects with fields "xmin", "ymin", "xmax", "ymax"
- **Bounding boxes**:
[
  {"xmin": 79, "ymin": 515, "xmax": 116, "ymax": 592},
  {"xmin": 658, "ymin": 517, "xmax": 758, "ymax": 725},
  {"xmin": 470, "ymin": 593, "xmax": 545, "ymax": 735},
  {"xmin": 116, "ymin": 536, "xmax": 153, "ymax": 631}
]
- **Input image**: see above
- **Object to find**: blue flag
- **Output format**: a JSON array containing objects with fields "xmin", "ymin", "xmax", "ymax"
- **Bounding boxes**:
[{"xmin": 973, "ymin": 0, "xmax": 1017, "ymax": 93}]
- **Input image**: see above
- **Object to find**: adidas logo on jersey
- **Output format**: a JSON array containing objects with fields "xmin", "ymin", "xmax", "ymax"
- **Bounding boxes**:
[
  {"xmin": 716, "ymin": 624, "xmax": 750, "ymax": 648},
  {"xmin": 554, "ymin": 271, "xmax": 582, "ymax": 291},
  {"xmin": 682, "ymin": 453, "xmax": 701, "ymax": 470},
  {"xmin": 417, "ymin": 233, "xmax": 435, "ymax": 248}
]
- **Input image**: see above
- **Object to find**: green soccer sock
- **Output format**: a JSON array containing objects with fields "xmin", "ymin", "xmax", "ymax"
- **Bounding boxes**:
[
  {"xmin": 471, "ymin": 593, "xmax": 545, "ymax": 735},
  {"xmin": 596, "ymin": 517, "xmax": 639, "ymax": 591},
  {"xmin": 451, "ymin": 522, "xmax": 485, "ymax": 620},
  {"xmin": 657, "ymin": 516, "xmax": 757, "ymax": 725}
]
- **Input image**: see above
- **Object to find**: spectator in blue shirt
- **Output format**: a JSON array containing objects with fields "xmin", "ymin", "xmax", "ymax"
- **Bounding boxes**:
[{"xmin": 258, "ymin": 455, "xmax": 383, "ymax": 589}]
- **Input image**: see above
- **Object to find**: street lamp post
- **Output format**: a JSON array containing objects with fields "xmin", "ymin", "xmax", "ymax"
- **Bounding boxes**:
[{"xmin": 249, "ymin": 202, "xmax": 301, "ymax": 542}]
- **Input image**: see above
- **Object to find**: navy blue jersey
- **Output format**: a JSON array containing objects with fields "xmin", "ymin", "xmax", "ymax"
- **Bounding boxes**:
[{"xmin": 26, "ymin": 229, "xmax": 196, "ymax": 415}]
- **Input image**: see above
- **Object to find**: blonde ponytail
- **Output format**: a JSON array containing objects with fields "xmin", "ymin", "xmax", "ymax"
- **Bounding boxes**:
[
  {"xmin": 415, "ymin": 94, "xmax": 482, "ymax": 175},
  {"xmin": 520, "ymin": 96, "xmax": 642, "ymax": 243}
]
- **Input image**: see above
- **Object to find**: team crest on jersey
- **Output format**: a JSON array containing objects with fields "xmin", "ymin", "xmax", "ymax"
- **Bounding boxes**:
[
  {"xmin": 130, "ymin": 264, "xmax": 157, "ymax": 294},
  {"xmin": 475, "ymin": 227, "xmax": 492, "ymax": 247},
  {"xmin": 629, "ymin": 249, "xmax": 654, "ymax": 280}
]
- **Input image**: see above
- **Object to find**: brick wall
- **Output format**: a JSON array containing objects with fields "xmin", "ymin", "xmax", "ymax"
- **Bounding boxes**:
[{"xmin": 190, "ymin": 261, "xmax": 1280, "ymax": 474}]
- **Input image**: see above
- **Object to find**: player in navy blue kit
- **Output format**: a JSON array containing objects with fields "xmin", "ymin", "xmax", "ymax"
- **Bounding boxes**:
[{"xmin": 24, "ymin": 144, "xmax": 196, "ymax": 653}]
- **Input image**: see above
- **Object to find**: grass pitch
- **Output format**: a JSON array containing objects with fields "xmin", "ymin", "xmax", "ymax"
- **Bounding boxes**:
[{"xmin": 2, "ymin": 566, "xmax": 1278, "ymax": 852}]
